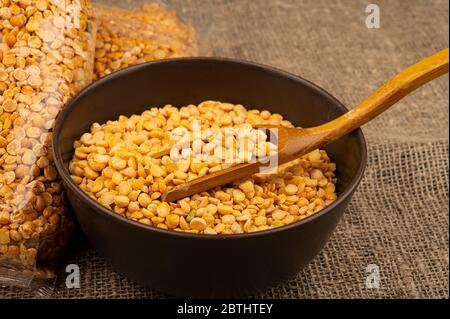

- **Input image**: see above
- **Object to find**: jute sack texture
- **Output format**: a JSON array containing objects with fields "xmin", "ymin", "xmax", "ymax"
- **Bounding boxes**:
[{"xmin": 1, "ymin": 0, "xmax": 448, "ymax": 298}]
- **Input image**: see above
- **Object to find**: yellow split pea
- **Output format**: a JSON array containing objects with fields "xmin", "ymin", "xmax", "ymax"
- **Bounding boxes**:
[
  {"xmin": 0, "ymin": 0, "xmax": 96, "ymax": 268},
  {"xmin": 93, "ymin": 3, "xmax": 198, "ymax": 79},
  {"xmin": 70, "ymin": 101, "xmax": 338, "ymax": 235}
]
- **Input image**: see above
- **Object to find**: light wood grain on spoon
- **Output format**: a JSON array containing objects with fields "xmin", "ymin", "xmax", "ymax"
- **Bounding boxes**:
[{"xmin": 162, "ymin": 48, "xmax": 449, "ymax": 202}]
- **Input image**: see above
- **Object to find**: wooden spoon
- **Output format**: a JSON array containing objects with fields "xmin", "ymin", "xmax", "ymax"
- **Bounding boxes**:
[{"xmin": 161, "ymin": 48, "xmax": 449, "ymax": 202}]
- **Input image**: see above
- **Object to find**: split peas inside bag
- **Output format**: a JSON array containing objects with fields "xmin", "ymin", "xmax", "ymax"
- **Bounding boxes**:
[
  {"xmin": 0, "ymin": 0, "xmax": 200, "ymax": 289},
  {"xmin": 0, "ymin": 0, "xmax": 96, "ymax": 287},
  {"xmin": 93, "ymin": 2, "xmax": 199, "ymax": 79}
]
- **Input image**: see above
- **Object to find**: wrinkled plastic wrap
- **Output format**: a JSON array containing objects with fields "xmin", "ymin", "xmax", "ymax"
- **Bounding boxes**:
[
  {"xmin": 93, "ymin": 1, "xmax": 200, "ymax": 79},
  {"xmin": 0, "ymin": 0, "xmax": 204, "ymax": 293},
  {"xmin": 0, "ymin": 0, "xmax": 96, "ymax": 290}
]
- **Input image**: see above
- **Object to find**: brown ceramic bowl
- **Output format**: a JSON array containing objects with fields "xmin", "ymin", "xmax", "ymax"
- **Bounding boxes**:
[{"xmin": 53, "ymin": 58, "xmax": 367, "ymax": 297}]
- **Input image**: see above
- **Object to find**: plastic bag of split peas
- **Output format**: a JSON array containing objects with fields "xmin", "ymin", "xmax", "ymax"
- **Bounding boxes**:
[
  {"xmin": 92, "ymin": 1, "xmax": 201, "ymax": 79},
  {"xmin": 0, "ymin": 0, "xmax": 96, "ymax": 290}
]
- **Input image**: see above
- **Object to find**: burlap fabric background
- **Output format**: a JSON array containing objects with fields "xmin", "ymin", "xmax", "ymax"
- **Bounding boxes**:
[{"xmin": 1, "ymin": 0, "xmax": 448, "ymax": 299}]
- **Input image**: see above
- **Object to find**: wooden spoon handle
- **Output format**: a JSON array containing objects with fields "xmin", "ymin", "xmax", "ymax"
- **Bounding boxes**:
[{"xmin": 307, "ymin": 48, "xmax": 449, "ymax": 140}]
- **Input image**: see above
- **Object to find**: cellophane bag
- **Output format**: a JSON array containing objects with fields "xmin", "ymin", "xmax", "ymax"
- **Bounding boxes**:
[
  {"xmin": 93, "ymin": 1, "xmax": 201, "ymax": 79},
  {"xmin": 0, "ymin": 0, "xmax": 96, "ymax": 292}
]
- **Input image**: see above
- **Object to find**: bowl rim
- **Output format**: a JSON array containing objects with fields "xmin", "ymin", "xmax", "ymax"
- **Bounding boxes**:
[{"xmin": 53, "ymin": 56, "xmax": 367, "ymax": 240}]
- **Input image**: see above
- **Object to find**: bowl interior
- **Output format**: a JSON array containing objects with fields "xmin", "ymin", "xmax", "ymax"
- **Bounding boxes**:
[{"xmin": 55, "ymin": 58, "xmax": 366, "ymax": 209}]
